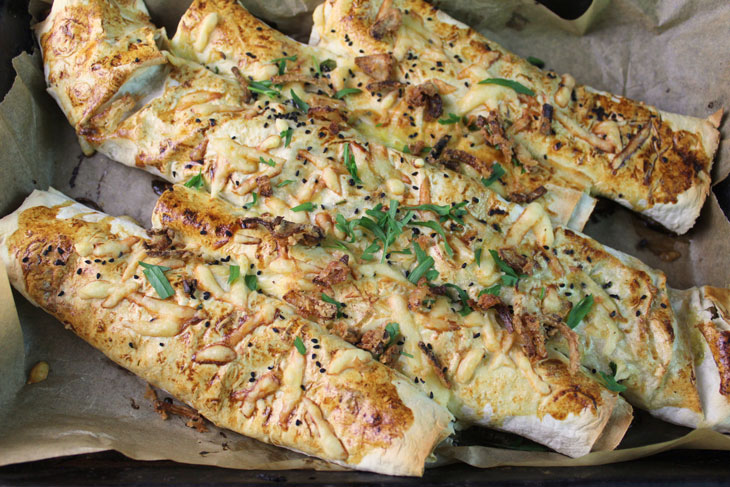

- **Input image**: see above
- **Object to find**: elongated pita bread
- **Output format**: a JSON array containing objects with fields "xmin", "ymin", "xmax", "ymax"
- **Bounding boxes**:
[
  {"xmin": 0, "ymin": 189, "xmax": 453, "ymax": 476},
  {"xmin": 308, "ymin": 0, "xmax": 720, "ymax": 234},
  {"xmin": 169, "ymin": 0, "xmax": 596, "ymax": 231},
  {"xmin": 150, "ymin": 184, "xmax": 632, "ymax": 457}
]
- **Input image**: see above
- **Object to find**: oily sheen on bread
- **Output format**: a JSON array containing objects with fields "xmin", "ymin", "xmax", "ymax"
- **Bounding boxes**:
[
  {"xmin": 151, "ymin": 184, "xmax": 633, "ymax": 457},
  {"xmin": 0, "ymin": 189, "xmax": 454, "ymax": 476},
  {"xmin": 308, "ymin": 0, "xmax": 721, "ymax": 234}
]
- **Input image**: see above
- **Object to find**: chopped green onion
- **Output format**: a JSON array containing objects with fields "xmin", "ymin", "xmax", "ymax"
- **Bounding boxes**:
[
  {"xmin": 277, "ymin": 179, "xmax": 294, "ymax": 188},
  {"xmin": 334, "ymin": 88, "xmax": 362, "ymax": 99},
  {"xmin": 478, "ymin": 78, "xmax": 535, "ymax": 96},
  {"xmin": 599, "ymin": 362, "xmax": 626, "ymax": 392},
  {"xmin": 184, "ymin": 170, "xmax": 204, "ymax": 189},
  {"xmin": 138, "ymin": 262, "xmax": 174, "ymax": 299},
  {"xmin": 566, "ymin": 295, "xmax": 594, "ymax": 329},
  {"xmin": 291, "ymin": 202, "xmax": 314, "ymax": 212},
  {"xmin": 290, "ymin": 89, "xmax": 309, "ymax": 112},
  {"xmin": 271, "ymin": 54, "xmax": 297, "ymax": 75},
  {"xmin": 243, "ymin": 192, "xmax": 258, "ymax": 210},
  {"xmin": 475, "ymin": 248, "xmax": 482, "ymax": 267}
]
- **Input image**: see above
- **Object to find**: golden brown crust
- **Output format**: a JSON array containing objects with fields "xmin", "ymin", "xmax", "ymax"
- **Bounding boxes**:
[{"xmin": 1, "ymin": 192, "xmax": 454, "ymax": 476}]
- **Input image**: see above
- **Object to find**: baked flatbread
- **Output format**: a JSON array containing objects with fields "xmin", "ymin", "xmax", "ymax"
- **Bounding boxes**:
[
  {"xmin": 169, "ymin": 0, "xmax": 596, "ymax": 230},
  {"xmin": 152, "ymin": 184, "xmax": 633, "ymax": 457},
  {"xmin": 309, "ymin": 0, "xmax": 721, "ymax": 234},
  {"xmin": 0, "ymin": 189, "xmax": 454, "ymax": 476}
]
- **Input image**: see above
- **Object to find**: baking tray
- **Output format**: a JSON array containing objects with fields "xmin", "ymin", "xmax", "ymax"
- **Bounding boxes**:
[{"xmin": 1, "ymin": 0, "xmax": 730, "ymax": 485}]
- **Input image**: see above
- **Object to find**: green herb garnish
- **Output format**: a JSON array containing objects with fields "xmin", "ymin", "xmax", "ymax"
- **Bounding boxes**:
[
  {"xmin": 526, "ymin": 56, "xmax": 545, "ymax": 69},
  {"xmin": 404, "ymin": 201, "xmax": 468, "ymax": 225},
  {"xmin": 320, "ymin": 59, "xmax": 337, "ymax": 73},
  {"xmin": 290, "ymin": 89, "xmax": 309, "ymax": 112},
  {"xmin": 335, "ymin": 213, "xmax": 358, "ymax": 242},
  {"xmin": 277, "ymin": 179, "xmax": 294, "ymax": 188},
  {"xmin": 321, "ymin": 292, "xmax": 344, "ymax": 317},
  {"xmin": 292, "ymin": 202, "xmax": 314, "ymax": 212},
  {"xmin": 280, "ymin": 128, "xmax": 293, "ymax": 147},
  {"xmin": 475, "ymin": 248, "xmax": 482, "ymax": 267},
  {"xmin": 243, "ymin": 191, "xmax": 259, "ymax": 210},
  {"xmin": 357, "ymin": 201, "xmax": 414, "ymax": 263},
  {"xmin": 138, "ymin": 262, "xmax": 174, "ymax": 299},
  {"xmin": 539, "ymin": 286, "xmax": 546, "ymax": 300},
  {"xmin": 479, "ymin": 283, "xmax": 502, "ymax": 297},
  {"xmin": 438, "ymin": 112, "xmax": 461, "ymax": 125},
  {"xmin": 248, "ymin": 80, "xmax": 280, "ymax": 98},
  {"xmin": 599, "ymin": 362, "xmax": 627, "ymax": 393},
  {"xmin": 488, "ymin": 249, "xmax": 524, "ymax": 287},
  {"xmin": 343, "ymin": 143, "xmax": 362, "ymax": 185},
  {"xmin": 411, "ymin": 220, "xmax": 453, "ymax": 257},
  {"xmin": 271, "ymin": 54, "xmax": 297, "ymax": 75},
  {"xmin": 384, "ymin": 322, "xmax": 400, "ymax": 348},
  {"xmin": 184, "ymin": 170, "xmax": 204, "ymax": 189},
  {"xmin": 360, "ymin": 241, "xmax": 381, "ymax": 261},
  {"xmin": 444, "ymin": 283, "xmax": 473, "ymax": 316},
  {"xmin": 481, "ymin": 162, "xmax": 506, "ymax": 187},
  {"xmin": 478, "ymin": 78, "xmax": 535, "ymax": 96},
  {"xmin": 334, "ymin": 88, "xmax": 362, "ymax": 99},
  {"xmin": 294, "ymin": 336, "xmax": 307, "ymax": 355},
  {"xmin": 244, "ymin": 274, "xmax": 258, "ymax": 291},
  {"xmin": 408, "ymin": 242, "xmax": 438, "ymax": 284},
  {"xmin": 228, "ymin": 265, "xmax": 240, "ymax": 285},
  {"xmin": 400, "ymin": 351, "xmax": 414, "ymax": 358},
  {"xmin": 259, "ymin": 157, "xmax": 276, "ymax": 167},
  {"xmin": 566, "ymin": 294, "xmax": 594, "ymax": 329}
]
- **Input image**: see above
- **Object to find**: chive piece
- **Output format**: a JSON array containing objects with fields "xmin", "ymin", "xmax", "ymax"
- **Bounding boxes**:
[
  {"xmin": 444, "ymin": 283, "xmax": 473, "ymax": 316},
  {"xmin": 481, "ymin": 163, "xmax": 506, "ymax": 187},
  {"xmin": 290, "ymin": 89, "xmax": 309, "ymax": 112},
  {"xmin": 280, "ymin": 128, "xmax": 293, "ymax": 147},
  {"xmin": 539, "ymin": 286, "xmax": 546, "ymax": 300},
  {"xmin": 248, "ymin": 80, "xmax": 280, "ymax": 98},
  {"xmin": 404, "ymin": 201, "xmax": 468, "ymax": 225},
  {"xmin": 402, "ymin": 144, "xmax": 411, "ymax": 154},
  {"xmin": 411, "ymin": 220, "xmax": 453, "ymax": 257},
  {"xmin": 244, "ymin": 274, "xmax": 258, "ymax": 291},
  {"xmin": 335, "ymin": 213, "xmax": 357, "ymax": 242},
  {"xmin": 437, "ymin": 112, "xmax": 461, "ymax": 125},
  {"xmin": 527, "ymin": 56, "xmax": 545, "ymax": 69},
  {"xmin": 478, "ymin": 283, "xmax": 502, "ymax": 296},
  {"xmin": 599, "ymin": 362, "xmax": 627, "ymax": 392},
  {"xmin": 138, "ymin": 262, "xmax": 174, "ymax": 299},
  {"xmin": 478, "ymin": 78, "xmax": 535, "ymax": 96},
  {"xmin": 384, "ymin": 322, "xmax": 400, "ymax": 348},
  {"xmin": 184, "ymin": 170, "xmax": 204, "ymax": 189},
  {"xmin": 271, "ymin": 54, "xmax": 297, "ymax": 75},
  {"xmin": 320, "ymin": 59, "xmax": 337, "ymax": 73},
  {"xmin": 294, "ymin": 336, "xmax": 307, "ymax": 355},
  {"xmin": 343, "ymin": 143, "xmax": 362, "ymax": 184},
  {"xmin": 408, "ymin": 242, "xmax": 437, "ymax": 284},
  {"xmin": 323, "ymin": 239, "xmax": 350, "ymax": 251},
  {"xmin": 277, "ymin": 179, "xmax": 295, "ymax": 188},
  {"xmin": 243, "ymin": 191, "xmax": 258, "ymax": 210},
  {"xmin": 566, "ymin": 295, "xmax": 594, "ymax": 329},
  {"xmin": 489, "ymin": 249, "xmax": 523, "ymax": 287},
  {"xmin": 475, "ymin": 248, "xmax": 482, "ymax": 267},
  {"xmin": 321, "ymin": 292, "xmax": 344, "ymax": 317},
  {"xmin": 228, "ymin": 265, "xmax": 240, "ymax": 285},
  {"xmin": 291, "ymin": 202, "xmax": 314, "ymax": 212},
  {"xmin": 360, "ymin": 242, "xmax": 381, "ymax": 261},
  {"xmin": 400, "ymin": 351, "xmax": 414, "ymax": 358},
  {"xmin": 259, "ymin": 157, "xmax": 276, "ymax": 167},
  {"xmin": 334, "ymin": 88, "xmax": 362, "ymax": 99}
]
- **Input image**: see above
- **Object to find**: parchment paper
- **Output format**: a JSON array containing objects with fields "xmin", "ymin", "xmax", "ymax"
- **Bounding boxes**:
[{"xmin": 1, "ymin": 0, "xmax": 729, "ymax": 472}]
